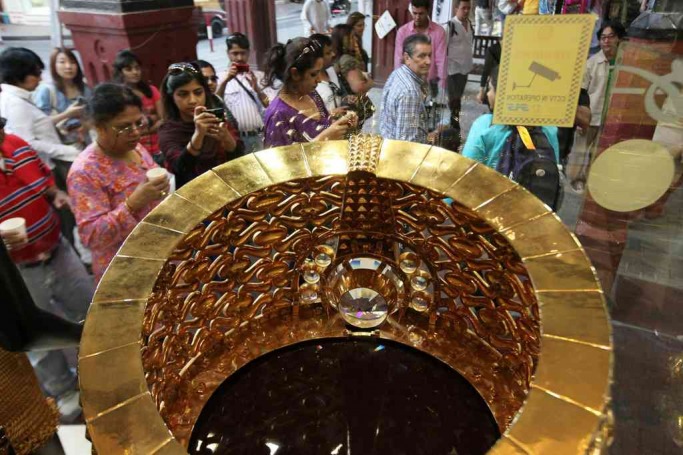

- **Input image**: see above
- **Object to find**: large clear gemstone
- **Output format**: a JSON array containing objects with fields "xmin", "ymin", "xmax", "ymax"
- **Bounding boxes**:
[{"xmin": 339, "ymin": 288, "xmax": 388, "ymax": 329}]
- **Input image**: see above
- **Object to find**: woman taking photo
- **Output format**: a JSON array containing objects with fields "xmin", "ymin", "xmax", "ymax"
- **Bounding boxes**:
[
  {"xmin": 68, "ymin": 84, "xmax": 169, "ymax": 283},
  {"xmin": 262, "ymin": 38, "xmax": 356, "ymax": 148},
  {"xmin": 34, "ymin": 47, "xmax": 91, "ymax": 149},
  {"xmin": 159, "ymin": 62, "xmax": 241, "ymax": 188},
  {"xmin": 112, "ymin": 50, "xmax": 163, "ymax": 164}
]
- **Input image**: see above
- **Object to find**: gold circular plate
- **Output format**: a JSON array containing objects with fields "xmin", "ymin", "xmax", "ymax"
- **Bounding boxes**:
[
  {"xmin": 587, "ymin": 139, "xmax": 675, "ymax": 212},
  {"xmin": 79, "ymin": 140, "xmax": 612, "ymax": 455}
]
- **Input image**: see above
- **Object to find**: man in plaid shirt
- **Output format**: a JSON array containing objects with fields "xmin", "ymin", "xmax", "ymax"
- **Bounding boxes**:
[{"xmin": 380, "ymin": 34, "xmax": 432, "ymax": 143}]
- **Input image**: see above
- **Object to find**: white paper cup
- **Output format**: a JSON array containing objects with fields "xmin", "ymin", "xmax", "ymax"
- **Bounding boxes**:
[
  {"xmin": 146, "ymin": 168, "xmax": 168, "ymax": 184},
  {"xmin": 0, "ymin": 217, "xmax": 27, "ymax": 238}
]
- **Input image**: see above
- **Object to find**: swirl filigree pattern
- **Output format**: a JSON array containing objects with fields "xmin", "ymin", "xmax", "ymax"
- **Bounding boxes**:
[{"xmin": 140, "ymin": 176, "xmax": 541, "ymax": 446}]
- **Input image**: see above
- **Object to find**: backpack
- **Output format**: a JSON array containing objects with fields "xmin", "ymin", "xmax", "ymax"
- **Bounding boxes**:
[{"xmin": 496, "ymin": 126, "xmax": 561, "ymax": 210}]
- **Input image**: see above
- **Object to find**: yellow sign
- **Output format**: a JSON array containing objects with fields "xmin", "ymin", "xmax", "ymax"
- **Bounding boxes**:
[{"xmin": 493, "ymin": 14, "xmax": 596, "ymax": 128}]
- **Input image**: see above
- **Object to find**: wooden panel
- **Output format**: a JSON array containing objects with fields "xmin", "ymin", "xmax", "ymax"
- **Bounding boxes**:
[{"xmin": 371, "ymin": 0, "xmax": 414, "ymax": 84}]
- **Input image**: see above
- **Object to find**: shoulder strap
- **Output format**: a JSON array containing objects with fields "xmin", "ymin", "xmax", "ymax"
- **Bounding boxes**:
[
  {"xmin": 516, "ymin": 126, "xmax": 536, "ymax": 150},
  {"xmin": 234, "ymin": 76, "xmax": 263, "ymax": 109}
]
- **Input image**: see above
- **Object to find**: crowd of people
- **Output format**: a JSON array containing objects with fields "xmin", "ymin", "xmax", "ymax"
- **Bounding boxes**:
[
  {"xmin": 0, "ymin": 4, "xmax": 378, "ymax": 421},
  {"xmin": 381, "ymin": 0, "xmax": 626, "ymax": 197},
  {"xmin": 0, "ymin": 0, "xmax": 628, "ymax": 422}
]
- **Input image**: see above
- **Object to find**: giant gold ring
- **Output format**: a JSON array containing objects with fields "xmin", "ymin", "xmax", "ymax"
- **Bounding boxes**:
[{"xmin": 79, "ymin": 137, "xmax": 612, "ymax": 454}]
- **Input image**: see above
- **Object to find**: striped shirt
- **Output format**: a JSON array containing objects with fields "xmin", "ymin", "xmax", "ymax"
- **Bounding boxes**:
[
  {"xmin": 380, "ymin": 65, "xmax": 430, "ymax": 143},
  {"xmin": 0, "ymin": 134, "xmax": 60, "ymax": 264},
  {"xmin": 220, "ymin": 71, "xmax": 271, "ymax": 133}
]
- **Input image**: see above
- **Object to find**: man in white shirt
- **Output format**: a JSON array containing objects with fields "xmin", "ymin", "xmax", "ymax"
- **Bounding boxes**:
[
  {"xmin": 568, "ymin": 20, "xmax": 626, "ymax": 192},
  {"xmin": 0, "ymin": 47, "xmax": 81, "ymax": 171},
  {"xmin": 301, "ymin": 0, "xmax": 332, "ymax": 36},
  {"xmin": 216, "ymin": 33, "xmax": 274, "ymax": 154},
  {"xmin": 446, "ymin": 0, "xmax": 473, "ymax": 130}
]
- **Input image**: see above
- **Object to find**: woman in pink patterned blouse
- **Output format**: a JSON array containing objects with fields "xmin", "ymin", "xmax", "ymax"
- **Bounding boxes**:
[{"xmin": 68, "ymin": 84, "xmax": 169, "ymax": 283}]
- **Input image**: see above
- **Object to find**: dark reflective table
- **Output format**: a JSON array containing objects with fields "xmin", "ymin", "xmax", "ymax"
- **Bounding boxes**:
[{"xmin": 189, "ymin": 338, "xmax": 500, "ymax": 455}]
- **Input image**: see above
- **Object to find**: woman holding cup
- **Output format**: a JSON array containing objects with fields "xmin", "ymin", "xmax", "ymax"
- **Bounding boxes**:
[{"xmin": 68, "ymin": 84, "xmax": 169, "ymax": 283}]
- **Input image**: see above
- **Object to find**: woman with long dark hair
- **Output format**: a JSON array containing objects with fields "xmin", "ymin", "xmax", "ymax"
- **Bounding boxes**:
[
  {"xmin": 158, "ymin": 62, "xmax": 241, "ymax": 188},
  {"xmin": 345, "ymin": 12, "xmax": 370, "ymax": 71},
  {"xmin": 34, "ymin": 47, "xmax": 91, "ymax": 148},
  {"xmin": 262, "ymin": 38, "xmax": 357, "ymax": 148},
  {"xmin": 112, "ymin": 50, "xmax": 163, "ymax": 163}
]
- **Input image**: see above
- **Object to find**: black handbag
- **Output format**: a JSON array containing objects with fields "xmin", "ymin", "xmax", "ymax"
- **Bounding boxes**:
[{"xmin": 0, "ymin": 242, "xmax": 82, "ymax": 352}]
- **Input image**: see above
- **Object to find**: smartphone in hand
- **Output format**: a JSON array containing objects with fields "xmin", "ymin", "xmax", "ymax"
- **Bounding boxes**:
[
  {"xmin": 235, "ymin": 63, "xmax": 250, "ymax": 74},
  {"xmin": 206, "ymin": 107, "xmax": 226, "ymax": 121}
]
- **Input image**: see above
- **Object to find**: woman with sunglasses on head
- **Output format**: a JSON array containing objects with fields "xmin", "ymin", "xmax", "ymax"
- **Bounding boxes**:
[
  {"xmin": 262, "ymin": 38, "xmax": 357, "ymax": 148},
  {"xmin": 34, "ymin": 47, "xmax": 92, "ymax": 149},
  {"xmin": 158, "ymin": 63, "xmax": 241, "ymax": 188},
  {"xmin": 67, "ymin": 83, "xmax": 169, "ymax": 283},
  {"xmin": 112, "ymin": 50, "xmax": 164, "ymax": 164}
]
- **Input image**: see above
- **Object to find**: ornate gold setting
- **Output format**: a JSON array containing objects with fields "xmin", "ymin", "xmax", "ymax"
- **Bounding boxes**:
[
  {"xmin": 79, "ymin": 139, "xmax": 612, "ymax": 454},
  {"xmin": 348, "ymin": 133, "xmax": 383, "ymax": 173}
]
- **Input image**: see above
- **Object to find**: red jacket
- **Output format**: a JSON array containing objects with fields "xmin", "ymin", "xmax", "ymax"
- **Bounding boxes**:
[{"xmin": 0, "ymin": 134, "xmax": 60, "ymax": 264}]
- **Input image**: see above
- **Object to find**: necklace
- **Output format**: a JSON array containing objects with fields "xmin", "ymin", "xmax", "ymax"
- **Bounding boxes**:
[{"xmin": 279, "ymin": 90, "xmax": 321, "ymax": 120}]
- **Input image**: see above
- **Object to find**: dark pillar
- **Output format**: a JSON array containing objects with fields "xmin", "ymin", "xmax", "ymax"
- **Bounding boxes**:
[
  {"xmin": 59, "ymin": 0, "xmax": 198, "ymax": 87},
  {"xmin": 223, "ymin": 0, "xmax": 277, "ymax": 69},
  {"xmin": 371, "ymin": 0, "xmax": 414, "ymax": 85}
]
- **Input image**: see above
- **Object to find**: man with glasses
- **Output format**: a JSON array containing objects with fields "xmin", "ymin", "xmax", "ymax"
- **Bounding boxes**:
[
  {"xmin": 0, "ymin": 115, "xmax": 94, "ymax": 422},
  {"xmin": 216, "ymin": 33, "xmax": 273, "ymax": 154},
  {"xmin": 567, "ymin": 20, "xmax": 626, "ymax": 192}
]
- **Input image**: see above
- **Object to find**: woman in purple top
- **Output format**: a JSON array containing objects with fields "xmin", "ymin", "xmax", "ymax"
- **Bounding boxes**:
[{"xmin": 262, "ymin": 37, "xmax": 357, "ymax": 148}]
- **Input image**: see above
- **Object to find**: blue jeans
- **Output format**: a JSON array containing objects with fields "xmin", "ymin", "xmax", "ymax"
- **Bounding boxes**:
[{"xmin": 20, "ymin": 238, "xmax": 95, "ymax": 397}]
